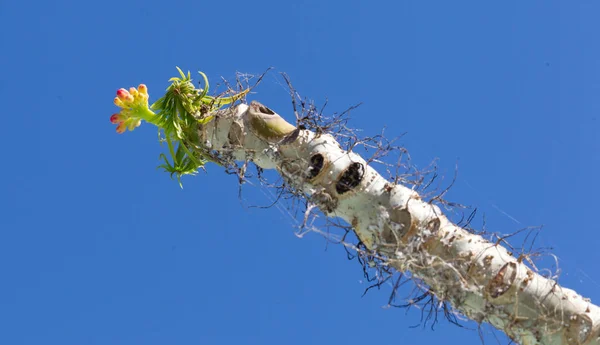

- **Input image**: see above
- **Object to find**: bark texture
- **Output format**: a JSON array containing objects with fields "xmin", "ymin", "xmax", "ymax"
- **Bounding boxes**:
[{"xmin": 200, "ymin": 102, "xmax": 600, "ymax": 345}]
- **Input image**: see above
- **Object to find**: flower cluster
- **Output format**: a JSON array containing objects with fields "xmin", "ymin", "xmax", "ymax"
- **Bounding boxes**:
[
  {"xmin": 110, "ymin": 84, "xmax": 155, "ymax": 133},
  {"xmin": 108, "ymin": 68, "xmax": 249, "ymax": 187}
]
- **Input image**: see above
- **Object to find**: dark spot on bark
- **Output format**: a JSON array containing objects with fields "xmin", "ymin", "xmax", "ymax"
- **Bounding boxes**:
[
  {"xmin": 426, "ymin": 217, "xmax": 441, "ymax": 234},
  {"xmin": 280, "ymin": 128, "xmax": 301, "ymax": 145},
  {"xmin": 311, "ymin": 190, "xmax": 338, "ymax": 214},
  {"xmin": 385, "ymin": 207, "xmax": 411, "ymax": 241},
  {"xmin": 383, "ymin": 183, "xmax": 394, "ymax": 193},
  {"xmin": 258, "ymin": 104, "xmax": 274, "ymax": 115},
  {"xmin": 336, "ymin": 162, "xmax": 364, "ymax": 194},
  {"xmin": 307, "ymin": 154, "xmax": 324, "ymax": 179},
  {"xmin": 227, "ymin": 121, "xmax": 243, "ymax": 147},
  {"xmin": 486, "ymin": 262, "xmax": 517, "ymax": 298}
]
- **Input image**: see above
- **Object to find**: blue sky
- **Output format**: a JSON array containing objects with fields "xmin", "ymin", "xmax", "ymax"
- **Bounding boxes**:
[{"xmin": 1, "ymin": 1, "xmax": 599, "ymax": 344}]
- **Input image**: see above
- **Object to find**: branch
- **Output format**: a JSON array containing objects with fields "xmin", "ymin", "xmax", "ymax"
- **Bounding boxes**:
[{"xmin": 109, "ymin": 73, "xmax": 600, "ymax": 345}]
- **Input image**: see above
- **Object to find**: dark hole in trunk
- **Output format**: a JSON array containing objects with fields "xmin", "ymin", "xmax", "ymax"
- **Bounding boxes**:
[
  {"xmin": 307, "ymin": 154, "xmax": 324, "ymax": 179},
  {"xmin": 336, "ymin": 162, "xmax": 364, "ymax": 194}
]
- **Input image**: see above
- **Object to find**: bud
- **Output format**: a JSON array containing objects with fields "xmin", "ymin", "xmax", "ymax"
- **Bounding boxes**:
[
  {"xmin": 114, "ymin": 97, "xmax": 125, "ymax": 107},
  {"xmin": 116, "ymin": 121, "xmax": 127, "ymax": 134},
  {"xmin": 116, "ymin": 88, "xmax": 130, "ymax": 101},
  {"xmin": 110, "ymin": 113, "xmax": 125, "ymax": 124},
  {"xmin": 138, "ymin": 84, "xmax": 148, "ymax": 95}
]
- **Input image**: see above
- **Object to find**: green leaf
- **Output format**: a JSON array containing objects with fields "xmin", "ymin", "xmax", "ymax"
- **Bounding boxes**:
[
  {"xmin": 149, "ymin": 67, "xmax": 253, "ymax": 186},
  {"xmin": 176, "ymin": 66, "xmax": 186, "ymax": 80}
]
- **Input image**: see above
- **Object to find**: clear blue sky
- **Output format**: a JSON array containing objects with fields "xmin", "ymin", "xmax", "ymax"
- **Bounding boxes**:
[{"xmin": 1, "ymin": 1, "xmax": 599, "ymax": 344}]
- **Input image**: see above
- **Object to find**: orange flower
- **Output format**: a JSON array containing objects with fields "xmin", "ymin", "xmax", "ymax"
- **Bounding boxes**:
[{"xmin": 110, "ymin": 84, "xmax": 155, "ymax": 134}]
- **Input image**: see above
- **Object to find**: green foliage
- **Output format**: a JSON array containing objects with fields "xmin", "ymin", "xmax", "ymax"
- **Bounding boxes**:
[{"xmin": 150, "ymin": 67, "xmax": 248, "ymax": 187}]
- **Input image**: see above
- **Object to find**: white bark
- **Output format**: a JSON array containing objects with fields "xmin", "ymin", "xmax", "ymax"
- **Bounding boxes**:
[{"xmin": 200, "ymin": 103, "xmax": 600, "ymax": 345}]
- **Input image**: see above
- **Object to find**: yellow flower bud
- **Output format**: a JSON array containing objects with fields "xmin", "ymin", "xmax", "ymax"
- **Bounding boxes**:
[{"xmin": 138, "ymin": 84, "xmax": 148, "ymax": 95}]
